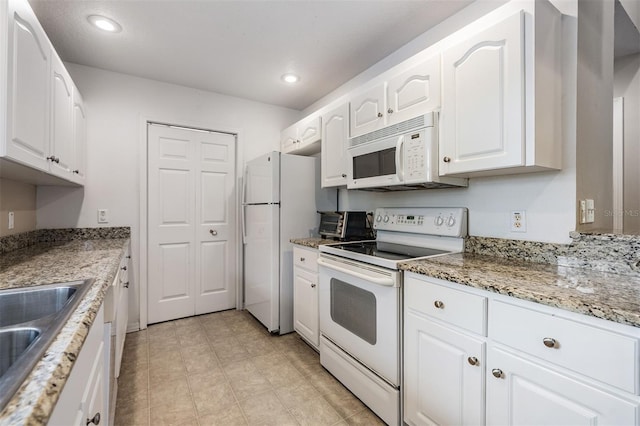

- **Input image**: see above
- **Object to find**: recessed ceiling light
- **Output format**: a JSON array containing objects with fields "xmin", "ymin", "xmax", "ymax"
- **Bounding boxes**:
[
  {"xmin": 281, "ymin": 73, "xmax": 300, "ymax": 84},
  {"xmin": 88, "ymin": 15, "xmax": 122, "ymax": 33}
]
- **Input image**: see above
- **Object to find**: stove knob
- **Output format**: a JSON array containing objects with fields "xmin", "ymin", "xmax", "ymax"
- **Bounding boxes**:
[
  {"xmin": 434, "ymin": 215, "xmax": 444, "ymax": 226},
  {"xmin": 383, "ymin": 215, "xmax": 390, "ymax": 223},
  {"xmin": 376, "ymin": 215, "xmax": 382, "ymax": 222},
  {"xmin": 447, "ymin": 216, "xmax": 456, "ymax": 227}
]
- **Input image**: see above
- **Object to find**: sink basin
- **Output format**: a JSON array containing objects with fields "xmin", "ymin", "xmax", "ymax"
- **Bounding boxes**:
[
  {"xmin": 0, "ymin": 328, "xmax": 41, "ymax": 378},
  {"xmin": 0, "ymin": 279, "xmax": 93, "ymax": 410},
  {"xmin": 0, "ymin": 285, "xmax": 78, "ymax": 327}
]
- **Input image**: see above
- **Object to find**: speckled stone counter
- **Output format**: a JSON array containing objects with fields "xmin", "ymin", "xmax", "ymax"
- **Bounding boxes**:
[
  {"xmin": 399, "ymin": 253, "xmax": 640, "ymax": 328},
  {"xmin": 0, "ymin": 238, "xmax": 129, "ymax": 425},
  {"xmin": 290, "ymin": 237, "xmax": 340, "ymax": 249}
]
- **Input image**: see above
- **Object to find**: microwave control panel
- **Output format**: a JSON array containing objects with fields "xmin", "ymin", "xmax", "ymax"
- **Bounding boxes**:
[{"xmin": 404, "ymin": 130, "xmax": 426, "ymax": 181}]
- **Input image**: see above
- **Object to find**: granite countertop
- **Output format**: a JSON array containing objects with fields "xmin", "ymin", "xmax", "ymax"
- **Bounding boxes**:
[
  {"xmin": 291, "ymin": 237, "xmax": 340, "ymax": 249},
  {"xmin": 0, "ymin": 238, "xmax": 129, "ymax": 425},
  {"xmin": 399, "ymin": 253, "xmax": 640, "ymax": 328}
]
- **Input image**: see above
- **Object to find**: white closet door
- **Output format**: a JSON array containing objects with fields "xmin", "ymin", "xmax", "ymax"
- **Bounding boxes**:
[{"xmin": 147, "ymin": 124, "xmax": 236, "ymax": 324}]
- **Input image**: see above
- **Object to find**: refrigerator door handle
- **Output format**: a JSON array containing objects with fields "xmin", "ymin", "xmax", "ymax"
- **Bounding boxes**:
[{"xmin": 241, "ymin": 165, "xmax": 248, "ymax": 244}]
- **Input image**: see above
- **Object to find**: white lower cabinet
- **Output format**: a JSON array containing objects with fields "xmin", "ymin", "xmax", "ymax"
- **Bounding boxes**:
[
  {"xmin": 49, "ymin": 305, "xmax": 105, "ymax": 426},
  {"xmin": 404, "ymin": 275, "xmax": 486, "ymax": 426},
  {"xmin": 487, "ymin": 345, "xmax": 638, "ymax": 425},
  {"xmin": 403, "ymin": 272, "xmax": 640, "ymax": 426},
  {"xmin": 293, "ymin": 245, "xmax": 319, "ymax": 349}
]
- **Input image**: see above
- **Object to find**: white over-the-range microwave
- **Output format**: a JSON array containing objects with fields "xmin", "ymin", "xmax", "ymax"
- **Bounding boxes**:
[{"xmin": 347, "ymin": 112, "xmax": 467, "ymax": 191}]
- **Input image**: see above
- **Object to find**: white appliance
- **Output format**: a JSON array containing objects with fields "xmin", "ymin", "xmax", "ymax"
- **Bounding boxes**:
[
  {"xmin": 318, "ymin": 207, "xmax": 467, "ymax": 425},
  {"xmin": 243, "ymin": 151, "xmax": 335, "ymax": 334},
  {"xmin": 347, "ymin": 112, "xmax": 467, "ymax": 191}
]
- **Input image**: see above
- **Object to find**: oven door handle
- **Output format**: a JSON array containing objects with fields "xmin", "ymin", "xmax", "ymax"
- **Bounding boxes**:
[{"xmin": 317, "ymin": 258, "xmax": 395, "ymax": 287}]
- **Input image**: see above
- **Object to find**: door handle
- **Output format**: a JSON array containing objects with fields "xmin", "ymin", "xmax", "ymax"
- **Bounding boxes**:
[
  {"xmin": 395, "ymin": 135, "xmax": 404, "ymax": 181},
  {"xmin": 209, "ymin": 229, "xmax": 218, "ymax": 236},
  {"xmin": 317, "ymin": 258, "xmax": 395, "ymax": 287}
]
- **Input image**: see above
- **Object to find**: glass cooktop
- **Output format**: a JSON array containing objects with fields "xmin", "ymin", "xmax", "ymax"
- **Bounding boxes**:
[{"xmin": 328, "ymin": 241, "xmax": 449, "ymax": 261}]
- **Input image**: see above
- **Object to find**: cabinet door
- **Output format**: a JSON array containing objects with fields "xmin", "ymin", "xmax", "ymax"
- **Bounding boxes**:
[
  {"xmin": 440, "ymin": 11, "xmax": 524, "ymax": 176},
  {"xmin": 114, "ymin": 281, "xmax": 128, "ymax": 378},
  {"xmin": 404, "ymin": 312, "xmax": 485, "ymax": 426},
  {"xmin": 82, "ymin": 343, "xmax": 104, "ymax": 426},
  {"xmin": 387, "ymin": 56, "xmax": 441, "ymax": 126},
  {"xmin": 321, "ymin": 103, "xmax": 349, "ymax": 187},
  {"xmin": 71, "ymin": 87, "xmax": 86, "ymax": 183},
  {"xmin": 349, "ymin": 83, "xmax": 385, "ymax": 137},
  {"xmin": 298, "ymin": 115, "xmax": 321, "ymax": 146},
  {"xmin": 487, "ymin": 346, "xmax": 639, "ymax": 426},
  {"xmin": 280, "ymin": 124, "xmax": 298, "ymax": 153},
  {"xmin": 293, "ymin": 267, "xmax": 319, "ymax": 348},
  {"xmin": 6, "ymin": 0, "xmax": 51, "ymax": 170},
  {"xmin": 50, "ymin": 54, "xmax": 74, "ymax": 178}
]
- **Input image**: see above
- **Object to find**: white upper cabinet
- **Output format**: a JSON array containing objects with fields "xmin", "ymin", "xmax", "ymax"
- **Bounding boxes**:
[
  {"xmin": 386, "ymin": 57, "xmax": 441, "ymax": 126},
  {"xmin": 5, "ymin": 0, "xmax": 51, "ymax": 170},
  {"xmin": 50, "ymin": 53, "xmax": 74, "ymax": 178},
  {"xmin": 280, "ymin": 114, "xmax": 322, "ymax": 156},
  {"xmin": 1, "ymin": 0, "xmax": 86, "ymax": 186},
  {"xmin": 71, "ymin": 85, "xmax": 86, "ymax": 184},
  {"xmin": 321, "ymin": 103, "xmax": 349, "ymax": 188},
  {"xmin": 440, "ymin": 3, "xmax": 562, "ymax": 177},
  {"xmin": 350, "ymin": 55, "xmax": 441, "ymax": 138}
]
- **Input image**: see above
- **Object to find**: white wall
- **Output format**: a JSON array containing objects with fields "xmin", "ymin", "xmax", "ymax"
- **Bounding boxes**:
[
  {"xmin": 614, "ymin": 53, "xmax": 640, "ymax": 233},
  {"xmin": 37, "ymin": 64, "xmax": 300, "ymax": 327},
  {"xmin": 307, "ymin": 0, "xmax": 578, "ymax": 244}
]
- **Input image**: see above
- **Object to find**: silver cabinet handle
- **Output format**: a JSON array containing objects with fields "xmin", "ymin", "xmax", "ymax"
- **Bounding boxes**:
[
  {"xmin": 443, "ymin": 156, "xmax": 451, "ymax": 163},
  {"xmin": 86, "ymin": 412, "xmax": 101, "ymax": 425},
  {"xmin": 543, "ymin": 337, "xmax": 557, "ymax": 348},
  {"xmin": 387, "ymin": 108, "xmax": 393, "ymax": 114},
  {"xmin": 434, "ymin": 300, "xmax": 444, "ymax": 309},
  {"xmin": 209, "ymin": 229, "xmax": 218, "ymax": 236},
  {"xmin": 492, "ymin": 369, "xmax": 503, "ymax": 378},
  {"xmin": 467, "ymin": 357, "xmax": 479, "ymax": 366},
  {"xmin": 311, "ymin": 284, "xmax": 316, "ymax": 288},
  {"xmin": 121, "ymin": 266, "xmax": 127, "ymax": 271},
  {"xmin": 300, "ymin": 257, "xmax": 305, "ymax": 261},
  {"xmin": 72, "ymin": 169, "xmax": 80, "ymax": 174},
  {"xmin": 123, "ymin": 282, "xmax": 129, "ymax": 288}
]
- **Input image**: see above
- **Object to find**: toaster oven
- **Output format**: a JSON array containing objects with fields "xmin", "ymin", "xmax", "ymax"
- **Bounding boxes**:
[{"xmin": 318, "ymin": 211, "xmax": 371, "ymax": 240}]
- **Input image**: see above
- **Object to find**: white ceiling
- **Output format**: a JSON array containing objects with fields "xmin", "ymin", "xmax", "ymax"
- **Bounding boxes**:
[{"xmin": 28, "ymin": 0, "xmax": 474, "ymax": 110}]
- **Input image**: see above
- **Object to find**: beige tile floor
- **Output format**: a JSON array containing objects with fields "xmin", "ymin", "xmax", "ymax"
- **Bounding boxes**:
[{"xmin": 114, "ymin": 309, "xmax": 386, "ymax": 425}]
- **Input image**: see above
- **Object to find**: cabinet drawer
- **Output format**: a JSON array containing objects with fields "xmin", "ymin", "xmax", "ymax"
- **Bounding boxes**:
[
  {"xmin": 490, "ymin": 300, "xmax": 639, "ymax": 394},
  {"xmin": 293, "ymin": 246, "xmax": 318, "ymax": 272},
  {"xmin": 405, "ymin": 276, "xmax": 487, "ymax": 336}
]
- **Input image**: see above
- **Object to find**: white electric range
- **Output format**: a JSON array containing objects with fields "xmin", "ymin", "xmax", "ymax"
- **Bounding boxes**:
[{"xmin": 318, "ymin": 207, "xmax": 468, "ymax": 425}]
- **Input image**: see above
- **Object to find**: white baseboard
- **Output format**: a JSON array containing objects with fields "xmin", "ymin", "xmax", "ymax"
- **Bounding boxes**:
[{"xmin": 126, "ymin": 322, "xmax": 141, "ymax": 333}]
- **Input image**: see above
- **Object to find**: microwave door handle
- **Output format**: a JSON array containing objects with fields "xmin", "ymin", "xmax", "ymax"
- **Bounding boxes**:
[{"xmin": 395, "ymin": 135, "xmax": 404, "ymax": 180}]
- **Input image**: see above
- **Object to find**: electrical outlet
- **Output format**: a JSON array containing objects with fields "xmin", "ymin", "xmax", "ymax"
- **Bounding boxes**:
[
  {"xmin": 97, "ymin": 209, "xmax": 109, "ymax": 223},
  {"xmin": 8, "ymin": 212, "xmax": 14, "ymax": 230},
  {"xmin": 510, "ymin": 210, "xmax": 526, "ymax": 232}
]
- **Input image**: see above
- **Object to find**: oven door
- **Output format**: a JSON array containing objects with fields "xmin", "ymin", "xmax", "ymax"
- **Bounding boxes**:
[
  {"xmin": 318, "ymin": 253, "xmax": 401, "ymax": 386},
  {"xmin": 347, "ymin": 134, "xmax": 404, "ymax": 189}
]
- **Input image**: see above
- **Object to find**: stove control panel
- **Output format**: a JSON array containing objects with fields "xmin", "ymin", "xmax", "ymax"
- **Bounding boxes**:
[{"xmin": 373, "ymin": 207, "xmax": 468, "ymax": 237}]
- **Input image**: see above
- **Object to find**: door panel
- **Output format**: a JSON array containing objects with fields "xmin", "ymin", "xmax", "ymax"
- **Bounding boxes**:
[
  {"xmin": 196, "ymin": 133, "xmax": 236, "ymax": 315},
  {"xmin": 148, "ymin": 124, "xmax": 236, "ymax": 324},
  {"xmin": 387, "ymin": 56, "xmax": 441, "ymax": 125}
]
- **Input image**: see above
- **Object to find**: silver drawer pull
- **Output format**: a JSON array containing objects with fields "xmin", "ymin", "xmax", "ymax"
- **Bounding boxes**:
[
  {"xmin": 467, "ymin": 357, "xmax": 479, "ymax": 366},
  {"xmin": 311, "ymin": 284, "xmax": 316, "ymax": 288},
  {"xmin": 300, "ymin": 257, "xmax": 305, "ymax": 261},
  {"xmin": 492, "ymin": 369, "xmax": 503, "ymax": 378},
  {"xmin": 543, "ymin": 337, "xmax": 557, "ymax": 348},
  {"xmin": 434, "ymin": 300, "xmax": 444, "ymax": 309}
]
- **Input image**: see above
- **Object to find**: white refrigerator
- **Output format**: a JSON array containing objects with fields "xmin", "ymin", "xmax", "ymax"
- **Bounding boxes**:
[{"xmin": 242, "ymin": 151, "xmax": 335, "ymax": 334}]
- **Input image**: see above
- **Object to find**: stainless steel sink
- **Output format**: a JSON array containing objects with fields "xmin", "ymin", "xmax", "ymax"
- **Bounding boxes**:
[
  {"xmin": 0, "ymin": 285, "xmax": 78, "ymax": 328},
  {"xmin": 0, "ymin": 280, "xmax": 93, "ymax": 410},
  {"xmin": 0, "ymin": 328, "xmax": 41, "ymax": 378}
]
